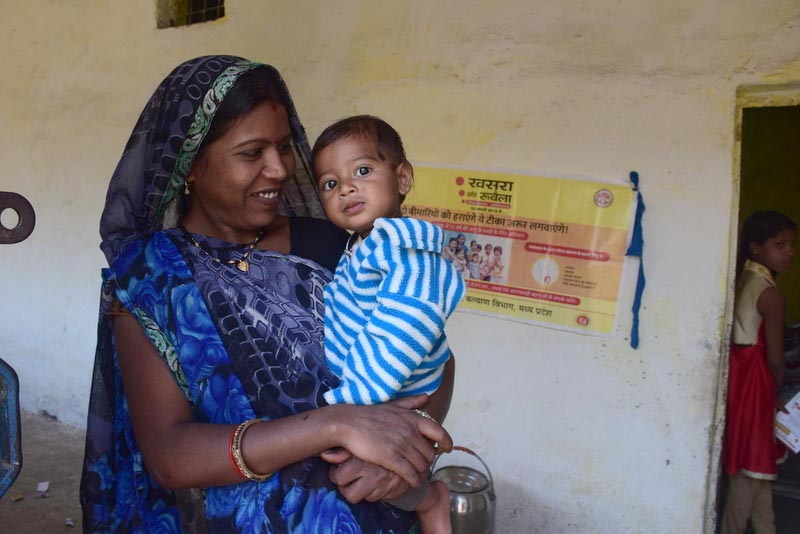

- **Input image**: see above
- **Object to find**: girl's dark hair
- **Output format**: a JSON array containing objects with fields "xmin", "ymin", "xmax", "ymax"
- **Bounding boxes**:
[
  {"xmin": 311, "ymin": 115, "xmax": 409, "ymax": 172},
  {"xmin": 201, "ymin": 66, "xmax": 291, "ymax": 150},
  {"xmin": 736, "ymin": 210, "xmax": 796, "ymax": 274}
]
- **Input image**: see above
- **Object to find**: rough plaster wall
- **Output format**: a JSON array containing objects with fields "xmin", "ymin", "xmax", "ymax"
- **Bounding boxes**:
[{"xmin": 1, "ymin": 1, "xmax": 799, "ymax": 532}]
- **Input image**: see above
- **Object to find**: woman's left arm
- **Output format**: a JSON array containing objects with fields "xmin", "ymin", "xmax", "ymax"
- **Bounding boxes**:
[{"xmin": 324, "ymin": 354, "xmax": 456, "ymax": 503}]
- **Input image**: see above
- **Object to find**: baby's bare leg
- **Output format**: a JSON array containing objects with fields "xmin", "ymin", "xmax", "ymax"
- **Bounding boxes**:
[{"xmin": 415, "ymin": 480, "xmax": 452, "ymax": 534}]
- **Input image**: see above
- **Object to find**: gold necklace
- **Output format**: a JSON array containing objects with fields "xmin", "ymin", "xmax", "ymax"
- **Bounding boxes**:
[{"xmin": 179, "ymin": 224, "xmax": 267, "ymax": 272}]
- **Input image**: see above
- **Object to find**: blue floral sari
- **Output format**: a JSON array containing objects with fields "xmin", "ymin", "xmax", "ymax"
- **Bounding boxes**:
[{"xmin": 81, "ymin": 55, "xmax": 417, "ymax": 534}]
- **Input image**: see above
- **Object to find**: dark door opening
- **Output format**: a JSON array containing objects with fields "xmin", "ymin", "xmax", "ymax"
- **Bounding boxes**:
[{"xmin": 718, "ymin": 104, "xmax": 800, "ymax": 533}]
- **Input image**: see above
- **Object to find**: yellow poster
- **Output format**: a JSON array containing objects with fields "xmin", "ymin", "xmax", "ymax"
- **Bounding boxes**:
[{"xmin": 402, "ymin": 165, "xmax": 636, "ymax": 334}]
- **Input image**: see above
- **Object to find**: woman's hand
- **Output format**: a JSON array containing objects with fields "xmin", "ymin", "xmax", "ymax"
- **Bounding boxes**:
[
  {"xmin": 322, "ymin": 448, "xmax": 411, "ymax": 503},
  {"xmin": 323, "ymin": 359, "xmax": 456, "ymax": 503},
  {"xmin": 330, "ymin": 394, "xmax": 453, "ymax": 488}
]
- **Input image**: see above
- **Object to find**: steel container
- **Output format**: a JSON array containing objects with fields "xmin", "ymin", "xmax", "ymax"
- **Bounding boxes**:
[{"xmin": 432, "ymin": 446, "xmax": 495, "ymax": 534}]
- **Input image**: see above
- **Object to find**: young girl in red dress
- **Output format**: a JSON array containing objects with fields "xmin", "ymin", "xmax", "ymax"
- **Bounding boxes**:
[{"xmin": 721, "ymin": 211, "xmax": 796, "ymax": 534}]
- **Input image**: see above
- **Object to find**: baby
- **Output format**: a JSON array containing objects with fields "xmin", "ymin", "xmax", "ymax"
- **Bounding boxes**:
[{"xmin": 312, "ymin": 115, "xmax": 465, "ymax": 534}]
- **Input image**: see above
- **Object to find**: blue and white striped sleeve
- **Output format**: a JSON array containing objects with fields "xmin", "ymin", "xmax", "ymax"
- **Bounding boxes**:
[{"xmin": 323, "ymin": 219, "xmax": 465, "ymax": 405}]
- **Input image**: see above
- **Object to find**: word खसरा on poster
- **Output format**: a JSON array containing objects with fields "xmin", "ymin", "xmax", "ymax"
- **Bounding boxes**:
[{"xmin": 402, "ymin": 165, "xmax": 637, "ymax": 335}]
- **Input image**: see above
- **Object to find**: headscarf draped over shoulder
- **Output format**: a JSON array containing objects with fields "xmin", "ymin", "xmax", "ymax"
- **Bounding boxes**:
[{"xmin": 99, "ymin": 55, "xmax": 324, "ymax": 265}]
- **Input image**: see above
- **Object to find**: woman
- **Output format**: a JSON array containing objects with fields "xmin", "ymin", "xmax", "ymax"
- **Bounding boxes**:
[{"xmin": 81, "ymin": 55, "xmax": 453, "ymax": 533}]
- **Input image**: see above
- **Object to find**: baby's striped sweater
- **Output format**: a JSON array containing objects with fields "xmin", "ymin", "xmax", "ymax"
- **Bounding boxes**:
[{"xmin": 323, "ymin": 217, "xmax": 465, "ymax": 405}]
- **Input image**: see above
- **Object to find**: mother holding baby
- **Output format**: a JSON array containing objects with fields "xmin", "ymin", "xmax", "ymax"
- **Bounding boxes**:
[{"xmin": 80, "ymin": 55, "xmax": 453, "ymax": 533}]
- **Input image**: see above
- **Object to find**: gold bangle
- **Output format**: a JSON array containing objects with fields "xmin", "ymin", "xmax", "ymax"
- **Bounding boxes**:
[{"xmin": 231, "ymin": 419, "xmax": 273, "ymax": 481}]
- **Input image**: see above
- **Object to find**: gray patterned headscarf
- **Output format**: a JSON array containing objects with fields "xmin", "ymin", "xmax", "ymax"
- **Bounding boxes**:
[{"xmin": 99, "ymin": 55, "xmax": 324, "ymax": 265}]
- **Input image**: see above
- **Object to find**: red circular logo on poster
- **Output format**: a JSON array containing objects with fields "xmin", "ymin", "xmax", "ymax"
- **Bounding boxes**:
[
  {"xmin": 593, "ymin": 189, "xmax": 614, "ymax": 208},
  {"xmin": 576, "ymin": 315, "xmax": 590, "ymax": 326}
]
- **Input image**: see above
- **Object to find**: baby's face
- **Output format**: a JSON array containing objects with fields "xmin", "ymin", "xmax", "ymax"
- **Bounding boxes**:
[{"xmin": 314, "ymin": 136, "xmax": 412, "ymax": 236}]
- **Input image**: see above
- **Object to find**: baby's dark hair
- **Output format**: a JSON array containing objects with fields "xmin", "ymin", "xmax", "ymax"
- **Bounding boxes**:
[
  {"xmin": 312, "ymin": 114, "xmax": 409, "ymax": 170},
  {"xmin": 737, "ymin": 210, "xmax": 796, "ymax": 274},
  {"xmin": 311, "ymin": 115, "xmax": 412, "ymax": 201}
]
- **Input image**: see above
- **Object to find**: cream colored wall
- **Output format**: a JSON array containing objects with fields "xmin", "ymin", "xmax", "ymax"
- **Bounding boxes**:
[{"xmin": 1, "ymin": 1, "xmax": 799, "ymax": 532}]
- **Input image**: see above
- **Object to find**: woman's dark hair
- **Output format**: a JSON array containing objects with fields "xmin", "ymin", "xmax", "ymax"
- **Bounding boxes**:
[
  {"xmin": 311, "ymin": 115, "xmax": 409, "ymax": 173},
  {"xmin": 200, "ymin": 66, "xmax": 291, "ymax": 150},
  {"xmin": 736, "ymin": 210, "xmax": 796, "ymax": 275}
]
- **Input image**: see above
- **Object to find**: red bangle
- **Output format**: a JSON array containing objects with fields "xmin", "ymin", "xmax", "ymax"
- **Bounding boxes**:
[
  {"xmin": 228, "ymin": 419, "xmax": 272, "ymax": 481},
  {"xmin": 228, "ymin": 425, "xmax": 248, "ymax": 479}
]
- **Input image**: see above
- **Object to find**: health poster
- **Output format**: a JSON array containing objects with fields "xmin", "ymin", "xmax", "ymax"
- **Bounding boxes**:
[{"xmin": 402, "ymin": 165, "xmax": 636, "ymax": 335}]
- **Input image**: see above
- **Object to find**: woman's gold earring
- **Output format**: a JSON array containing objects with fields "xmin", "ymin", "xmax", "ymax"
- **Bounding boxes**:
[{"xmin": 184, "ymin": 181, "xmax": 191, "ymax": 196}]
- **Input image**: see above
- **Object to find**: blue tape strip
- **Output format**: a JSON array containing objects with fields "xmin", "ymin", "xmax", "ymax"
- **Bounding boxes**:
[{"xmin": 625, "ymin": 171, "xmax": 646, "ymax": 349}]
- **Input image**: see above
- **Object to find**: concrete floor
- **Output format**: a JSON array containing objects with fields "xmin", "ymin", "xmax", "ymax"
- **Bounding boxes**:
[
  {"xmin": 1, "ymin": 411, "xmax": 798, "ymax": 533},
  {"xmin": 0, "ymin": 411, "xmax": 84, "ymax": 533}
]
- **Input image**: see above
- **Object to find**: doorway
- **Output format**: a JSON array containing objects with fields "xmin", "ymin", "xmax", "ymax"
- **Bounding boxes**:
[
  {"xmin": 714, "ymin": 90, "xmax": 800, "ymax": 533},
  {"xmin": 740, "ymin": 103, "xmax": 800, "ymax": 532},
  {"xmin": 739, "ymin": 105, "xmax": 800, "ymax": 326}
]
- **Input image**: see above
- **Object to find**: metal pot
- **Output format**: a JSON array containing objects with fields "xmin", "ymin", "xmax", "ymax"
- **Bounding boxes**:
[{"xmin": 432, "ymin": 446, "xmax": 495, "ymax": 534}]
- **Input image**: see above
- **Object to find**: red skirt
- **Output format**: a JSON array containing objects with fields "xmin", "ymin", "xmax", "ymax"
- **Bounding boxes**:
[{"xmin": 723, "ymin": 325, "xmax": 785, "ymax": 479}]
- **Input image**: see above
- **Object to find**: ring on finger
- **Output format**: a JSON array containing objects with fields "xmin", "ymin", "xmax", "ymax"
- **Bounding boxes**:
[
  {"xmin": 411, "ymin": 409, "xmax": 441, "ymax": 454},
  {"xmin": 412, "ymin": 408, "xmax": 437, "ymax": 423}
]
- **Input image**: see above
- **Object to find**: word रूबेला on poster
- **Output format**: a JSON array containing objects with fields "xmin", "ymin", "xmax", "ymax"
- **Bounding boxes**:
[{"xmin": 401, "ymin": 165, "xmax": 636, "ymax": 335}]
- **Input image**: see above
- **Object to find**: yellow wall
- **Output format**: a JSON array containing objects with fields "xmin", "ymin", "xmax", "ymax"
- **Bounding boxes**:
[{"xmin": 2, "ymin": 1, "xmax": 800, "ymax": 532}]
